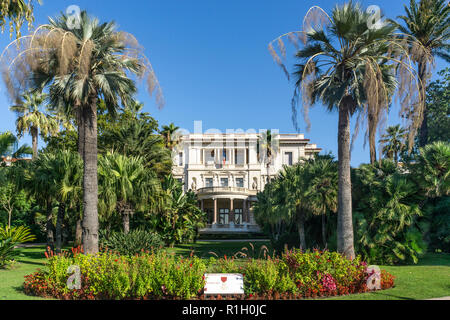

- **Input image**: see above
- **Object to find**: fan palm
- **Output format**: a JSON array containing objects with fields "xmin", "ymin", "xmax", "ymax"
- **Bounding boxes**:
[
  {"xmin": 99, "ymin": 152, "xmax": 156, "ymax": 234},
  {"xmin": 304, "ymin": 155, "xmax": 338, "ymax": 248},
  {"xmin": 101, "ymin": 120, "xmax": 172, "ymax": 178},
  {"xmin": 1, "ymin": 11, "xmax": 163, "ymax": 253},
  {"xmin": 380, "ymin": 125, "xmax": 407, "ymax": 164},
  {"xmin": 269, "ymin": 1, "xmax": 422, "ymax": 259},
  {"xmin": 415, "ymin": 141, "xmax": 450, "ymax": 197},
  {"xmin": 393, "ymin": 0, "xmax": 450, "ymax": 147},
  {"xmin": 10, "ymin": 90, "xmax": 58, "ymax": 159}
]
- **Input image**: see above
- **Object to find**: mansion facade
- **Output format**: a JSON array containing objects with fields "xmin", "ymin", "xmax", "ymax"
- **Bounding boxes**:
[{"xmin": 172, "ymin": 133, "xmax": 321, "ymax": 233}]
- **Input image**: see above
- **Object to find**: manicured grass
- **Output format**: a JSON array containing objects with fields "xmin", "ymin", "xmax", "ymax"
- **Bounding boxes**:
[
  {"xmin": 325, "ymin": 253, "xmax": 450, "ymax": 300},
  {"xmin": 166, "ymin": 240, "xmax": 273, "ymax": 259},
  {"xmin": 0, "ymin": 246, "xmax": 49, "ymax": 300},
  {"xmin": 1, "ymin": 243, "xmax": 448, "ymax": 300}
]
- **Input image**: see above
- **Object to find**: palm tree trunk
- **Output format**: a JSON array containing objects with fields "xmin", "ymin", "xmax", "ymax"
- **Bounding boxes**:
[
  {"xmin": 76, "ymin": 106, "xmax": 84, "ymax": 156},
  {"xmin": 46, "ymin": 200, "xmax": 54, "ymax": 251},
  {"xmin": 122, "ymin": 211, "xmax": 130, "ymax": 234},
  {"xmin": 81, "ymin": 98, "xmax": 99, "ymax": 254},
  {"xmin": 75, "ymin": 218, "xmax": 82, "ymax": 246},
  {"xmin": 368, "ymin": 113, "xmax": 377, "ymax": 165},
  {"xmin": 322, "ymin": 213, "xmax": 327, "ymax": 249},
  {"xmin": 31, "ymin": 126, "xmax": 38, "ymax": 159},
  {"xmin": 55, "ymin": 202, "xmax": 65, "ymax": 253},
  {"xmin": 297, "ymin": 207, "xmax": 306, "ymax": 251},
  {"xmin": 418, "ymin": 61, "xmax": 428, "ymax": 147},
  {"xmin": 337, "ymin": 101, "xmax": 355, "ymax": 260}
]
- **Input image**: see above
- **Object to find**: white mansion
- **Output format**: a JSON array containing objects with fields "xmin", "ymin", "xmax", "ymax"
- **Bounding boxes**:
[{"xmin": 172, "ymin": 133, "xmax": 321, "ymax": 233}]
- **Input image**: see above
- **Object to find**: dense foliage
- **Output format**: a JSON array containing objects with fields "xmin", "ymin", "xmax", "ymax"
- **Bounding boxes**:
[{"xmin": 255, "ymin": 141, "xmax": 450, "ymax": 264}]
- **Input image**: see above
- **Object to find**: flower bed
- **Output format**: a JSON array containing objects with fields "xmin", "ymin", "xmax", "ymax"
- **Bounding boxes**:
[{"xmin": 23, "ymin": 247, "xmax": 395, "ymax": 300}]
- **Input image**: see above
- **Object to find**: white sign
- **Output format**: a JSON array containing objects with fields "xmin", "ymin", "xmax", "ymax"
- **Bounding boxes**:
[{"xmin": 204, "ymin": 273, "xmax": 244, "ymax": 295}]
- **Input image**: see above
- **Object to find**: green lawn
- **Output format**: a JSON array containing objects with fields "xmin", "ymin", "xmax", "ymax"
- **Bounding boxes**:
[
  {"xmin": 326, "ymin": 253, "xmax": 450, "ymax": 300},
  {"xmin": 1, "ymin": 242, "xmax": 449, "ymax": 300},
  {"xmin": 0, "ymin": 246, "xmax": 49, "ymax": 300}
]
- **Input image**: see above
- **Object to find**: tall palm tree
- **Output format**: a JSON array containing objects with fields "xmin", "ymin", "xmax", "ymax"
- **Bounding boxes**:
[
  {"xmin": 393, "ymin": 0, "xmax": 450, "ymax": 147},
  {"xmin": 10, "ymin": 90, "xmax": 58, "ymax": 159},
  {"xmin": 1, "ymin": 11, "xmax": 163, "ymax": 254},
  {"xmin": 380, "ymin": 125, "xmax": 407, "ymax": 164},
  {"xmin": 160, "ymin": 123, "xmax": 180, "ymax": 151},
  {"xmin": 259, "ymin": 130, "xmax": 279, "ymax": 184},
  {"xmin": 269, "ymin": 1, "xmax": 422, "ymax": 259}
]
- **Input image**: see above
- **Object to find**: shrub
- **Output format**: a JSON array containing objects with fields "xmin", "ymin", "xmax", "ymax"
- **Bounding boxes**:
[
  {"xmin": 244, "ymin": 258, "xmax": 279, "ymax": 295},
  {"xmin": 0, "ymin": 225, "xmax": 35, "ymax": 268},
  {"xmin": 99, "ymin": 229, "xmax": 164, "ymax": 256},
  {"xmin": 25, "ymin": 249, "xmax": 206, "ymax": 300}
]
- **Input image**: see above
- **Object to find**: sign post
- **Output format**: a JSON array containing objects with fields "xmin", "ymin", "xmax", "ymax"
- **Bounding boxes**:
[{"xmin": 204, "ymin": 273, "xmax": 244, "ymax": 296}]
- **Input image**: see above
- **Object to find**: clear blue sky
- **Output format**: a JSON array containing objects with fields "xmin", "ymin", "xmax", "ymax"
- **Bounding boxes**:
[{"xmin": 0, "ymin": 0, "xmax": 447, "ymax": 166}]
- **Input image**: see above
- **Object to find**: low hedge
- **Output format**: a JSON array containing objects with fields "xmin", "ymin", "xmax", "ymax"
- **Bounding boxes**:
[{"xmin": 23, "ymin": 247, "xmax": 395, "ymax": 300}]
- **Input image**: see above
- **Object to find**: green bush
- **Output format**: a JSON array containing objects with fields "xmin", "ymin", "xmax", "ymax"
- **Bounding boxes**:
[
  {"xmin": 35, "ymin": 250, "xmax": 206, "ymax": 299},
  {"xmin": 0, "ymin": 225, "xmax": 35, "ymax": 268},
  {"xmin": 244, "ymin": 258, "xmax": 279, "ymax": 294},
  {"xmin": 99, "ymin": 229, "xmax": 164, "ymax": 256}
]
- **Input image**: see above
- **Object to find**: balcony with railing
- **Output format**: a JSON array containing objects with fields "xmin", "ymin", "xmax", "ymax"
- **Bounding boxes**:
[{"xmin": 196, "ymin": 186, "xmax": 257, "ymax": 197}]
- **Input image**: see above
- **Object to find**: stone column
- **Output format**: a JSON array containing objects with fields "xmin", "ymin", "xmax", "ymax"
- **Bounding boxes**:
[
  {"xmin": 213, "ymin": 198, "xmax": 218, "ymax": 225},
  {"xmin": 229, "ymin": 198, "xmax": 234, "ymax": 225}
]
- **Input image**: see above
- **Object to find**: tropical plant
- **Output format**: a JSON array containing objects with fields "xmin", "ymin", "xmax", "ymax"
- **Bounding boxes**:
[
  {"xmin": 0, "ymin": 224, "xmax": 35, "ymax": 268},
  {"xmin": 10, "ymin": 90, "xmax": 59, "ymax": 159},
  {"xmin": 269, "ymin": 1, "xmax": 423, "ymax": 258},
  {"xmin": 160, "ymin": 123, "xmax": 180, "ymax": 151},
  {"xmin": 303, "ymin": 155, "xmax": 338, "ymax": 248},
  {"xmin": 98, "ymin": 152, "xmax": 156, "ymax": 234},
  {"xmin": 392, "ymin": 0, "xmax": 450, "ymax": 146},
  {"xmin": 414, "ymin": 141, "xmax": 450, "ymax": 198},
  {"xmin": 353, "ymin": 160, "xmax": 424, "ymax": 264},
  {"xmin": 254, "ymin": 155, "xmax": 338, "ymax": 251},
  {"xmin": 151, "ymin": 175, "xmax": 206, "ymax": 246},
  {"xmin": 380, "ymin": 125, "xmax": 407, "ymax": 165},
  {"xmin": 422, "ymin": 67, "xmax": 450, "ymax": 145},
  {"xmin": 99, "ymin": 228, "xmax": 164, "ymax": 256},
  {"xmin": 0, "ymin": 131, "xmax": 32, "ymax": 160},
  {"xmin": 258, "ymin": 130, "xmax": 279, "ymax": 183},
  {"xmin": 1, "ymin": 11, "xmax": 164, "ymax": 254},
  {"xmin": 99, "ymin": 116, "xmax": 172, "ymax": 178}
]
